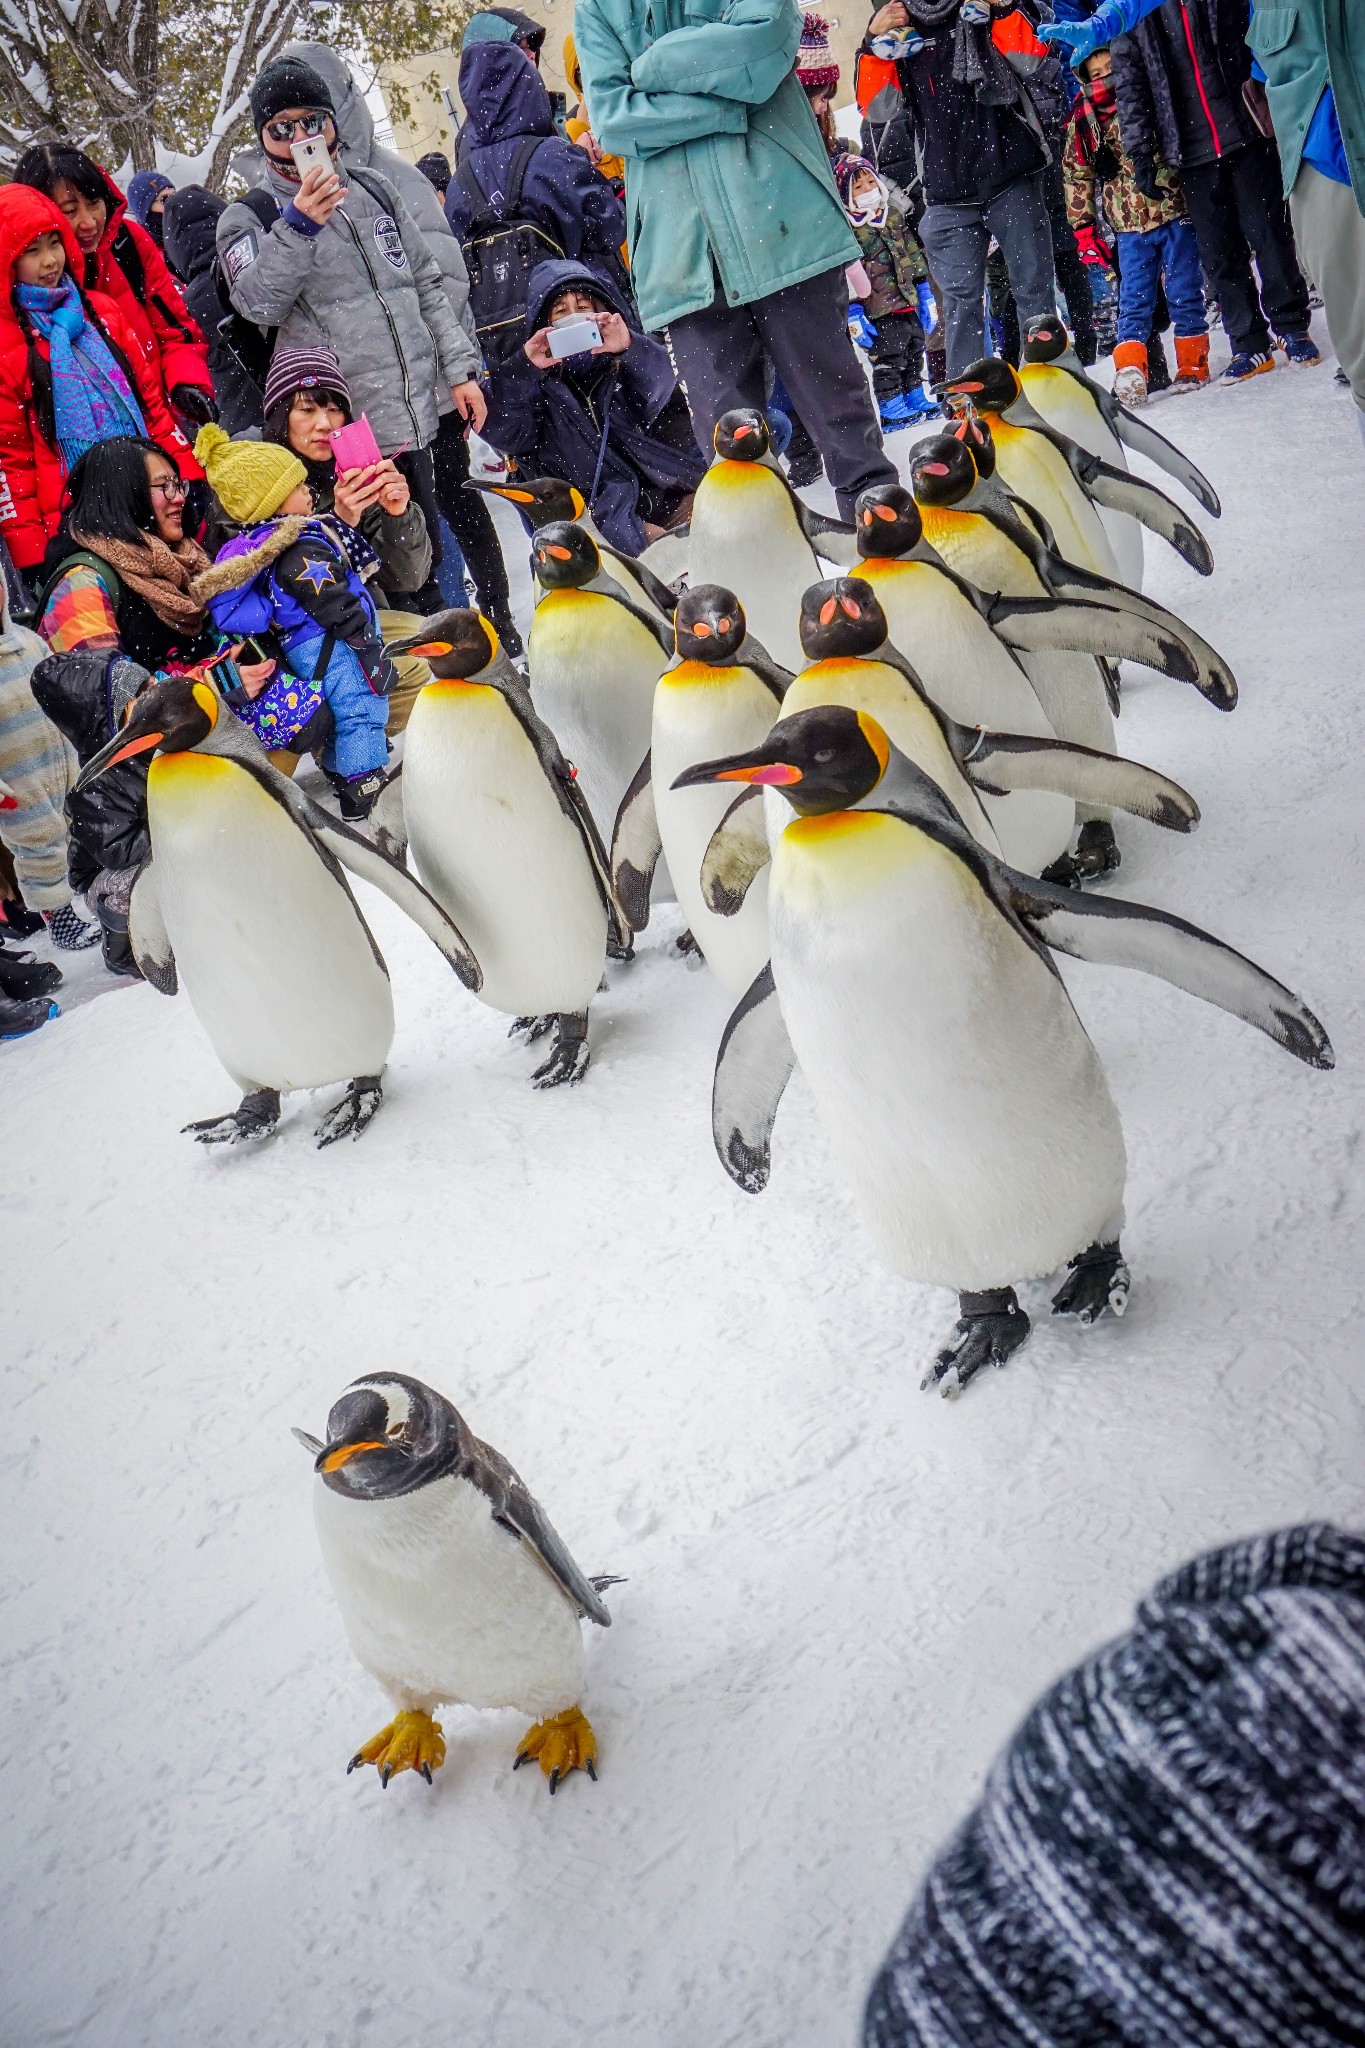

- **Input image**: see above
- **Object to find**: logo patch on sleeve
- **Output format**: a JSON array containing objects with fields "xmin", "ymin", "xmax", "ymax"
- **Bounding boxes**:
[
  {"xmin": 373, "ymin": 215, "xmax": 407, "ymax": 271},
  {"xmin": 221, "ymin": 230, "xmax": 258, "ymax": 283}
]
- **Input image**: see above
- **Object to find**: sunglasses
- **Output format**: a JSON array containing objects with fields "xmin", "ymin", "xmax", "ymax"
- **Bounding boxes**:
[
  {"xmin": 264, "ymin": 111, "xmax": 330, "ymax": 143},
  {"xmin": 149, "ymin": 476, "xmax": 188, "ymax": 501}
]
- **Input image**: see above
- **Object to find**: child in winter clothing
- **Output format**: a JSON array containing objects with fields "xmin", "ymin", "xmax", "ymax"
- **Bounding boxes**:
[
  {"xmin": 0, "ymin": 571, "xmax": 91, "ymax": 952},
  {"xmin": 191, "ymin": 424, "xmax": 397, "ymax": 818},
  {"xmin": 835, "ymin": 154, "xmax": 938, "ymax": 429},
  {"xmin": 1065, "ymin": 44, "xmax": 1209, "ymax": 405}
]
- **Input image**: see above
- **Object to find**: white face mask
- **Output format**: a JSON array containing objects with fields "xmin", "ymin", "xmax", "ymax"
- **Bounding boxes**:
[{"xmin": 852, "ymin": 185, "xmax": 883, "ymax": 216}]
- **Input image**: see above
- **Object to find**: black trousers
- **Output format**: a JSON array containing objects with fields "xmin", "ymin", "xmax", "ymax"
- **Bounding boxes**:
[
  {"xmin": 667, "ymin": 265, "xmax": 897, "ymax": 518},
  {"xmin": 1180, "ymin": 141, "xmax": 1311, "ymax": 354},
  {"xmin": 870, "ymin": 309, "xmax": 926, "ymax": 400},
  {"xmin": 427, "ymin": 411, "xmax": 511, "ymax": 617}
]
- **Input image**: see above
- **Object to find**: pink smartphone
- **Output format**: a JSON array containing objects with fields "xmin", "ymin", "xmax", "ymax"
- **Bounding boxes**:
[{"xmin": 329, "ymin": 414, "xmax": 383, "ymax": 473}]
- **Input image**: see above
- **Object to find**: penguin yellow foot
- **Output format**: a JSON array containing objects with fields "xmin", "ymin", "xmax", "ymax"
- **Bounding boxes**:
[
  {"xmin": 347, "ymin": 1709, "xmax": 446, "ymax": 1787},
  {"xmin": 513, "ymin": 1706, "xmax": 598, "ymax": 1793}
]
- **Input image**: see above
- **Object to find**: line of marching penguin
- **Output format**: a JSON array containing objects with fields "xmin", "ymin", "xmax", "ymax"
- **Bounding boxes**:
[{"xmin": 73, "ymin": 319, "xmax": 1334, "ymax": 1800}]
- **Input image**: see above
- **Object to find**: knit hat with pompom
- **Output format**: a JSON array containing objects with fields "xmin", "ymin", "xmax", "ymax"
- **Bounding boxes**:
[
  {"xmin": 194, "ymin": 422, "xmax": 307, "ymax": 526},
  {"xmin": 796, "ymin": 9, "xmax": 839, "ymax": 94}
]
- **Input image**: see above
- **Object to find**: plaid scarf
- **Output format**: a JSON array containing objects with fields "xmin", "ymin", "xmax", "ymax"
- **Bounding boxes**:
[{"xmin": 14, "ymin": 278, "xmax": 145, "ymax": 472}]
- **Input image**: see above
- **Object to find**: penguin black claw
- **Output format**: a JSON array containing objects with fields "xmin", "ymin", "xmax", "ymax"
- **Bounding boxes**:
[
  {"xmin": 1042, "ymin": 821, "xmax": 1122, "ymax": 889},
  {"xmin": 315, "ymin": 1077, "xmax": 383, "ymax": 1147},
  {"xmin": 509, "ymin": 1014, "xmax": 554, "ymax": 1044},
  {"xmin": 182, "ymin": 1088, "xmax": 281, "ymax": 1146},
  {"xmin": 924, "ymin": 1289, "xmax": 1032, "ymax": 1398},
  {"xmin": 531, "ymin": 1017, "xmax": 591, "ymax": 1089},
  {"xmin": 1052, "ymin": 1242, "xmax": 1131, "ymax": 1326}
]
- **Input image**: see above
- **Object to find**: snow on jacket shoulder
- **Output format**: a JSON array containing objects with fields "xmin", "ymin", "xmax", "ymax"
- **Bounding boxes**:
[
  {"xmin": 217, "ymin": 163, "xmax": 481, "ymax": 458},
  {"xmin": 82, "ymin": 166, "xmax": 213, "ymax": 399}
]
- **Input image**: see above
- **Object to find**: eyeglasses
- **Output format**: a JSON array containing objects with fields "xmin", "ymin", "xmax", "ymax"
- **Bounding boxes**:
[
  {"xmin": 149, "ymin": 476, "xmax": 188, "ymax": 501},
  {"xmin": 264, "ymin": 111, "xmax": 330, "ymax": 143}
]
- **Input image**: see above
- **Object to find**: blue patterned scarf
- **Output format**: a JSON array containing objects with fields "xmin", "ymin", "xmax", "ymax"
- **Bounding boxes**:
[{"xmin": 14, "ymin": 277, "xmax": 146, "ymax": 471}]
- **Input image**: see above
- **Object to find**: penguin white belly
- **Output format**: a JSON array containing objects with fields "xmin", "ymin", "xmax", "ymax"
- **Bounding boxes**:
[
  {"xmin": 991, "ymin": 422, "xmax": 1121, "ymax": 581},
  {"xmin": 782, "ymin": 658, "xmax": 1003, "ymax": 855},
  {"xmin": 314, "ymin": 1475, "xmax": 585, "ymax": 1718},
  {"xmin": 689, "ymin": 464, "xmax": 819, "ymax": 672},
  {"xmin": 859, "ymin": 558, "xmax": 1073, "ymax": 872},
  {"xmin": 402, "ymin": 683, "xmax": 607, "ymax": 1017},
  {"xmin": 1020, "ymin": 366, "xmax": 1143, "ymax": 589},
  {"xmin": 770, "ymin": 811, "xmax": 1127, "ymax": 1289},
  {"xmin": 529, "ymin": 588, "xmax": 662, "ymax": 844},
  {"xmin": 652, "ymin": 663, "xmax": 779, "ymax": 997},
  {"xmin": 148, "ymin": 754, "xmax": 393, "ymax": 1093}
]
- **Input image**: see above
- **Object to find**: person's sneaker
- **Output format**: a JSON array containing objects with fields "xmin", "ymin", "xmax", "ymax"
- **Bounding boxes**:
[
  {"xmin": 1279, "ymin": 330, "xmax": 1322, "ymax": 366},
  {"xmin": 785, "ymin": 445, "xmax": 824, "ymax": 488},
  {"xmin": 338, "ymin": 771, "xmax": 388, "ymax": 823},
  {"xmin": 1113, "ymin": 364, "xmax": 1147, "ymax": 406},
  {"xmin": 0, "ymin": 994, "xmax": 58, "ymax": 1039},
  {"xmin": 1221, "ymin": 349, "xmax": 1277, "ymax": 383},
  {"xmin": 45, "ymin": 900, "xmax": 102, "ymax": 950},
  {"xmin": 900, "ymin": 387, "xmax": 942, "ymax": 421},
  {"xmin": 0, "ymin": 947, "xmax": 61, "ymax": 999},
  {"xmin": 878, "ymin": 394, "xmax": 912, "ymax": 432}
]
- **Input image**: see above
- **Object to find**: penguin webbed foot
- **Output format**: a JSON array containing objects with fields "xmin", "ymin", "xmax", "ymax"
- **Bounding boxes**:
[
  {"xmin": 531, "ymin": 1015, "xmax": 591, "ymax": 1089},
  {"xmin": 924, "ymin": 1288, "xmax": 1031, "ymax": 1399},
  {"xmin": 606, "ymin": 934, "xmax": 635, "ymax": 964},
  {"xmin": 672, "ymin": 926, "xmax": 703, "ymax": 960},
  {"xmin": 513, "ymin": 1704, "xmax": 598, "ymax": 1794},
  {"xmin": 1052, "ymin": 1240, "xmax": 1130, "ymax": 1326},
  {"xmin": 1041, "ymin": 820, "xmax": 1122, "ymax": 889},
  {"xmin": 348, "ymin": 1708, "xmax": 446, "ymax": 1788},
  {"xmin": 316, "ymin": 1076, "xmax": 383, "ymax": 1147},
  {"xmin": 182, "ymin": 1087, "xmax": 280, "ymax": 1146}
]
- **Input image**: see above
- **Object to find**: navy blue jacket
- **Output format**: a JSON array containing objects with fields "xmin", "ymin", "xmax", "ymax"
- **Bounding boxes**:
[
  {"xmin": 482, "ymin": 258, "xmax": 705, "ymax": 558},
  {"xmin": 446, "ymin": 43, "xmax": 631, "ymax": 303}
]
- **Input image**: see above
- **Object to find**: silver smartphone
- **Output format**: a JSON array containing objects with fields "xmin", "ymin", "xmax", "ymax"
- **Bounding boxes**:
[
  {"xmin": 547, "ymin": 315, "xmax": 603, "ymax": 360},
  {"xmin": 291, "ymin": 135, "xmax": 334, "ymax": 181}
]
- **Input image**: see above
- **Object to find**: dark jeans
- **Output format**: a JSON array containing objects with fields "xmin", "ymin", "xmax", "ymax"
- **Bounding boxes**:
[
  {"xmin": 667, "ymin": 265, "xmax": 896, "ymax": 518},
  {"xmin": 920, "ymin": 170, "xmax": 1059, "ymax": 376},
  {"xmin": 870, "ymin": 309, "xmax": 926, "ymax": 400},
  {"xmin": 1180, "ymin": 141, "xmax": 1311, "ymax": 353},
  {"xmin": 427, "ymin": 411, "xmax": 512, "ymax": 617},
  {"xmin": 1116, "ymin": 221, "xmax": 1207, "ymax": 341}
]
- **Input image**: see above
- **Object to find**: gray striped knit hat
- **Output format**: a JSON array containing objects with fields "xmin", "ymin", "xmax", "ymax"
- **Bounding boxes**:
[{"xmin": 865, "ymin": 1524, "xmax": 1365, "ymax": 2048}]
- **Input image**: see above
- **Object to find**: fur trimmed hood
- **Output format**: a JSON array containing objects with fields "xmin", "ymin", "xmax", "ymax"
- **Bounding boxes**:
[{"xmin": 190, "ymin": 515, "xmax": 310, "ymax": 603}]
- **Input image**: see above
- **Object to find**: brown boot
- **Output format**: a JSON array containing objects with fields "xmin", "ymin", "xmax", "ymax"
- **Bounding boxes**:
[
  {"xmin": 1173, "ymin": 333, "xmax": 1210, "ymax": 389},
  {"xmin": 1112, "ymin": 339, "xmax": 1148, "ymax": 407}
]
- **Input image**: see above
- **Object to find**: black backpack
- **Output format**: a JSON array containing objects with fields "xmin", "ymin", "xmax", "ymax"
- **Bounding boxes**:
[{"xmin": 454, "ymin": 135, "xmax": 565, "ymax": 353}]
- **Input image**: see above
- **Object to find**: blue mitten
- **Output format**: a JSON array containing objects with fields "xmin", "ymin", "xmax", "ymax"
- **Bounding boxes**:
[
  {"xmin": 870, "ymin": 29, "xmax": 925, "ymax": 57},
  {"xmin": 916, "ymin": 282, "xmax": 939, "ymax": 334},
  {"xmin": 959, "ymin": 0, "xmax": 991, "ymax": 22},
  {"xmin": 848, "ymin": 304, "xmax": 878, "ymax": 350}
]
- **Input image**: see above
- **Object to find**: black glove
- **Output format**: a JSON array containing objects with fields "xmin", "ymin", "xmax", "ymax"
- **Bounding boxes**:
[
  {"xmin": 1130, "ymin": 155, "xmax": 1162, "ymax": 202},
  {"xmin": 171, "ymin": 383, "xmax": 217, "ymax": 427}
]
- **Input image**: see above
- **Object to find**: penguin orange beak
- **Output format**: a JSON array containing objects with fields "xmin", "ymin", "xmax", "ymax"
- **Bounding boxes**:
[
  {"xmin": 404, "ymin": 641, "xmax": 453, "ymax": 659},
  {"xmin": 75, "ymin": 723, "xmax": 164, "ymax": 790},
  {"xmin": 673, "ymin": 751, "xmax": 802, "ymax": 790},
  {"xmin": 316, "ymin": 1440, "xmax": 388, "ymax": 1473}
]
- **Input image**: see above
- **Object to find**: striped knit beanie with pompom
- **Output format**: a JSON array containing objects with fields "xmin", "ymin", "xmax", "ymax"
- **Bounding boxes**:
[{"xmin": 796, "ymin": 9, "xmax": 840, "ymax": 93}]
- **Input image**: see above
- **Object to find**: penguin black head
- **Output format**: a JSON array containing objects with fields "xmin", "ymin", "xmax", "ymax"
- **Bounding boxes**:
[
  {"xmin": 948, "ymin": 408, "xmax": 996, "ymax": 479},
  {"xmin": 307, "ymin": 1373, "xmax": 459, "ymax": 1501},
  {"xmin": 671, "ymin": 704, "xmax": 890, "ymax": 816},
  {"xmin": 944, "ymin": 357, "xmax": 1022, "ymax": 414},
  {"xmin": 855, "ymin": 484, "xmax": 923, "ymax": 560},
  {"xmin": 909, "ymin": 435, "xmax": 978, "ymax": 509},
  {"xmin": 531, "ymin": 519, "xmax": 600, "ymax": 590},
  {"xmin": 675, "ymin": 584, "xmax": 747, "ymax": 664},
  {"xmin": 385, "ymin": 607, "xmax": 498, "ymax": 678},
  {"xmin": 713, "ymin": 408, "xmax": 770, "ymax": 462},
  {"xmin": 466, "ymin": 475, "xmax": 585, "ymax": 528},
  {"xmin": 1023, "ymin": 316, "xmax": 1069, "ymax": 365},
  {"xmin": 798, "ymin": 576, "xmax": 890, "ymax": 662},
  {"xmin": 74, "ymin": 669, "xmax": 218, "ymax": 790}
]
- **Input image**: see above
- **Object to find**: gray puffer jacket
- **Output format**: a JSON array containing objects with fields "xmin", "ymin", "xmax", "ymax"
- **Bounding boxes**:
[{"xmin": 218, "ymin": 160, "xmax": 481, "ymax": 457}]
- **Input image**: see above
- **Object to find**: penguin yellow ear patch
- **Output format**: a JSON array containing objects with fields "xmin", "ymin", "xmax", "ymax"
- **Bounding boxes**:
[
  {"xmin": 191, "ymin": 680, "xmax": 219, "ymax": 726},
  {"xmin": 856, "ymin": 713, "xmax": 891, "ymax": 775}
]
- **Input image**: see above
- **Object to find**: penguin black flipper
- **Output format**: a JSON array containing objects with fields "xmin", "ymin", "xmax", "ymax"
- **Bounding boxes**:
[
  {"xmin": 712, "ymin": 962, "xmax": 796, "ymax": 1192},
  {"xmin": 983, "ymin": 593, "xmax": 1201, "ymax": 684},
  {"xmin": 1003, "ymin": 488, "xmax": 1057, "ymax": 553},
  {"xmin": 368, "ymin": 764, "xmax": 407, "ymax": 864},
  {"xmin": 461, "ymin": 1424, "xmax": 613, "ymax": 1627},
  {"xmin": 735, "ymin": 633, "xmax": 794, "ymax": 705},
  {"xmin": 610, "ymin": 752, "xmax": 662, "ymax": 933},
  {"xmin": 1084, "ymin": 376, "xmax": 1222, "ymax": 517},
  {"xmin": 797, "ymin": 502, "xmax": 860, "ymax": 567},
  {"xmin": 699, "ymin": 786, "xmax": 772, "ymax": 915},
  {"xmin": 954, "ymin": 728, "xmax": 1200, "ymax": 832},
  {"xmin": 583, "ymin": 572, "xmax": 675, "ymax": 655},
  {"xmin": 1063, "ymin": 444, "xmax": 1215, "ymax": 576},
  {"xmin": 598, "ymin": 541, "xmax": 679, "ymax": 619},
  {"xmin": 128, "ymin": 857, "xmax": 177, "ymax": 995}
]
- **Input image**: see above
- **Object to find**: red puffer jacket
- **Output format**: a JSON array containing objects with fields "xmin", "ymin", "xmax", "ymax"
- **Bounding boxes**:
[
  {"xmin": 0, "ymin": 186, "xmax": 201, "ymax": 573},
  {"xmin": 78, "ymin": 166, "xmax": 212, "ymax": 405}
]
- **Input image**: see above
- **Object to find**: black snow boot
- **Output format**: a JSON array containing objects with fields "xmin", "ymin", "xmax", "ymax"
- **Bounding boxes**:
[{"xmin": 0, "ymin": 947, "xmax": 61, "ymax": 1000}]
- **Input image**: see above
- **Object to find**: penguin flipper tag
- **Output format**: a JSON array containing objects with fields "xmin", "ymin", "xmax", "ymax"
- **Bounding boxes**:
[
  {"xmin": 986, "ymin": 594, "xmax": 1200, "ymax": 686},
  {"xmin": 959, "ymin": 730, "xmax": 1200, "ymax": 833},
  {"xmin": 462, "ymin": 1431, "xmax": 613, "ymax": 1628},
  {"xmin": 301, "ymin": 803, "xmax": 483, "ymax": 994},
  {"xmin": 610, "ymin": 752, "xmax": 661, "ymax": 934},
  {"xmin": 128, "ymin": 856, "xmax": 177, "ymax": 996},
  {"xmin": 1032, "ymin": 556, "xmax": 1237, "ymax": 711},
  {"xmin": 368, "ymin": 765, "xmax": 407, "ymax": 865},
  {"xmin": 1105, "ymin": 398, "xmax": 1221, "ymax": 519},
  {"xmin": 1007, "ymin": 875, "xmax": 1335, "ymax": 1071},
  {"xmin": 700, "ymin": 786, "xmax": 771, "ymax": 917},
  {"xmin": 736, "ymin": 633, "xmax": 794, "ymax": 705},
  {"xmin": 1070, "ymin": 450, "xmax": 1215, "ymax": 577},
  {"xmin": 712, "ymin": 962, "xmax": 796, "ymax": 1193}
]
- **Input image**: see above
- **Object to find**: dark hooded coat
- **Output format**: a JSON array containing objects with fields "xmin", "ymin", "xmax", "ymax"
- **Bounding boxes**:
[
  {"xmin": 481, "ymin": 257, "xmax": 704, "ymax": 557},
  {"xmin": 162, "ymin": 186, "xmax": 276, "ymax": 436}
]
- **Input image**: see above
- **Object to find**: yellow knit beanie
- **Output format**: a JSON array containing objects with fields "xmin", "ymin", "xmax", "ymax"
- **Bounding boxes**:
[{"xmin": 194, "ymin": 423, "xmax": 308, "ymax": 525}]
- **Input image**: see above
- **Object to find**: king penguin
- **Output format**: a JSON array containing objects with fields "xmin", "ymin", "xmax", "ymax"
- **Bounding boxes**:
[
  {"xmin": 611, "ymin": 585, "xmax": 791, "ymax": 996},
  {"xmin": 296, "ymin": 1372, "xmax": 616, "ymax": 1792},
  {"xmin": 687, "ymin": 409, "xmax": 857, "ymax": 670},
  {"xmin": 527, "ymin": 521, "xmax": 674, "ymax": 848},
  {"xmin": 468, "ymin": 474, "xmax": 677, "ymax": 627},
  {"xmin": 676, "ymin": 707, "xmax": 1332, "ymax": 1396},
  {"xmin": 374, "ymin": 610, "xmax": 629, "ymax": 1086},
  {"xmin": 76, "ymin": 672, "xmax": 480, "ymax": 1145}
]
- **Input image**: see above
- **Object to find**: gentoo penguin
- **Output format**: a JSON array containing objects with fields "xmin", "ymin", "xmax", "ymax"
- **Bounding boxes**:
[
  {"xmin": 944, "ymin": 358, "xmax": 1214, "ymax": 583},
  {"xmin": 910, "ymin": 436, "xmax": 1234, "ymax": 881},
  {"xmin": 688, "ymin": 409, "xmax": 857, "ymax": 669},
  {"xmin": 676, "ymin": 708, "xmax": 1332, "ymax": 1396},
  {"xmin": 1021, "ymin": 316, "xmax": 1221, "ymax": 520},
  {"xmin": 374, "ymin": 610, "xmax": 628, "ymax": 1087},
  {"xmin": 527, "ymin": 521, "xmax": 673, "ymax": 847},
  {"xmin": 76, "ymin": 672, "xmax": 480, "ymax": 1145},
  {"xmin": 296, "ymin": 1372, "xmax": 615, "ymax": 1791},
  {"xmin": 610, "ymin": 585, "xmax": 791, "ymax": 995},
  {"xmin": 468, "ymin": 474, "xmax": 677, "ymax": 625}
]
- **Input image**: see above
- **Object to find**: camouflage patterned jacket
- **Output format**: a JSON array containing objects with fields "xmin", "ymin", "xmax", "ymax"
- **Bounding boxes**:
[
  {"xmin": 851, "ymin": 193, "xmax": 930, "ymax": 319},
  {"xmin": 1064, "ymin": 95, "xmax": 1187, "ymax": 239}
]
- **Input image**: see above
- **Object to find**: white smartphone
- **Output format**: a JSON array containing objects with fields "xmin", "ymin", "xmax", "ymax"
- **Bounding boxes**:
[
  {"xmin": 291, "ymin": 135, "xmax": 334, "ymax": 181},
  {"xmin": 547, "ymin": 315, "xmax": 603, "ymax": 360}
]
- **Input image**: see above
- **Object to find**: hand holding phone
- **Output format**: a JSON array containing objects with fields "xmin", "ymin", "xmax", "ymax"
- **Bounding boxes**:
[
  {"xmin": 292, "ymin": 156, "xmax": 345, "ymax": 227},
  {"xmin": 547, "ymin": 315, "xmax": 603, "ymax": 360},
  {"xmin": 329, "ymin": 414, "xmax": 384, "ymax": 473}
]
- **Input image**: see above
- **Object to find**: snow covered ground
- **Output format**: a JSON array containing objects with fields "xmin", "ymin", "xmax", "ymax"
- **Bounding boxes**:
[{"xmin": 5, "ymin": 341, "xmax": 1364, "ymax": 2048}]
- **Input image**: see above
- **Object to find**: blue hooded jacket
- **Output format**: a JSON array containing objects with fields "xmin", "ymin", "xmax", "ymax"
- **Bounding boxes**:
[
  {"xmin": 445, "ymin": 42, "xmax": 631, "ymax": 303},
  {"xmin": 482, "ymin": 256, "xmax": 705, "ymax": 557}
]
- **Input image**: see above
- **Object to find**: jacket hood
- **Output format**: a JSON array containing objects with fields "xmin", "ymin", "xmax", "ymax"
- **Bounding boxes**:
[
  {"xmin": 127, "ymin": 169, "xmax": 174, "ymax": 225},
  {"xmin": 279, "ymin": 43, "xmax": 374, "ymax": 162},
  {"xmin": 189, "ymin": 515, "xmax": 310, "ymax": 604},
  {"xmin": 162, "ymin": 186, "xmax": 226, "ymax": 282},
  {"xmin": 0, "ymin": 185, "xmax": 85, "ymax": 298},
  {"xmin": 563, "ymin": 32, "xmax": 583, "ymax": 95},
  {"xmin": 460, "ymin": 41, "xmax": 555, "ymax": 146},
  {"xmin": 525, "ymin": 256, "xmax": 635, "ymax": 337}
]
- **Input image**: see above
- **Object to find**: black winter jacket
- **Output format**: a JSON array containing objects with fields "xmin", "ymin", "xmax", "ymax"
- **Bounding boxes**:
[
  {"xmin": 29, "ymin": 651, "xmax": 150, "ymax": 892},
  {"xmin": 1112, "ymin": 0, "xmax": 1262, "ymax": 172},
  {"xmin": 162, "ymin": 186, "xmax": 278, "ymax": 435},
  {"xmin": 875, "ymin": 2, "xmax": 1048, "ymax": 207}
]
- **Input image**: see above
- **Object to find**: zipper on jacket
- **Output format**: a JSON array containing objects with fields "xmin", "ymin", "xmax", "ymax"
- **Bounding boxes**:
[
  {"xmin": 1180, "ymin": 2, "xmax": 1222, "ymax": 158},
  {"xmin": 337, "ymin": 206, "xmax": 422, "ymax": 447}
]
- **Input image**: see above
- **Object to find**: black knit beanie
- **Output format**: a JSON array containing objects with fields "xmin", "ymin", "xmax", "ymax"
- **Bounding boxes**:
[
  {"xmin": 865, "ymin": 1524, "xmax": 1365, "ymax": 2048},
  {"xmin": 249, "ymin": 56, "xmax": 336, "ymax": 138}
]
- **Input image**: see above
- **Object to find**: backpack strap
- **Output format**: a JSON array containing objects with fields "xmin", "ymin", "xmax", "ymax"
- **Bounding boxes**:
[
  {"xmin": 110, "ymin": 223, "xmax": 146, "ymax": 303},
  {"xmin": 456, "ymin": 134, "xmax": 546, "ymax": 228},
  {"xmin": 34, "ymin": 550, "xmax": 123, "ymax": 625}
]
